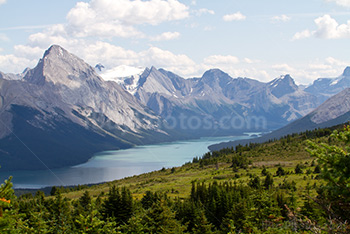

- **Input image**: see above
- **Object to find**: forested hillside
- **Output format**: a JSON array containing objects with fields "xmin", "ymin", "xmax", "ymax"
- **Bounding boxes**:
[{"xmin": 0, "ymin": 125, "xmax": 349, "ymax": 233}]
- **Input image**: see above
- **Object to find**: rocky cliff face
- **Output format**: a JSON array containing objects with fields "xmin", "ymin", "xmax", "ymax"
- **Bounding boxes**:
[
  {"xmin": 0, "ymin": 45, "xmax": 171, "ymax": 170},
  {"xmin": 1, "ymin": 44, "xmax": 349, "ymax": 170},
  {"xmin": 209, "ymin": 87, "xmax": 350, "ymax": 152},
  {"xmin": 111, "ymin": 67, "xmax": 318, "ymax": 133},
  {"xmin": 310, "ymin": 88, "xmax": 350, "ymax": 124},
  {"xmin": 305, "ymin": 67, "xmax": 350, "ymax": 103}
]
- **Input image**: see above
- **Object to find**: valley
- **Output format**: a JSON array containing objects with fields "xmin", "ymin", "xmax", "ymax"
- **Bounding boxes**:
[{"xmin": 1, "ymin": 45, "xmax": 350, "ymax": 171}]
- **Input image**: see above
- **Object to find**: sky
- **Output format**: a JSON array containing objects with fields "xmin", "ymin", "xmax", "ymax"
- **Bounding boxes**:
[{"xmin": 1, "ymin": 0, "xmax": 350, "ymax": 84}]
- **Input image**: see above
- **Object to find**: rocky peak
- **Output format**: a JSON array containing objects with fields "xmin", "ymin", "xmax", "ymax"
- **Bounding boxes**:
[
  {"xmin": 311, "ymin": 88, "xmax": 350, "ymax": 124},
  {"xmin": 24, "ymin": 45, "xmax": 101, "ymax": 87},
  {"xmin": 201, "ymin": 69, "xmax": 232, "ymax": 87},
  {"xmin": 342, "ymin": 66, "xmax": 350, "ymax": 77},
  {"xmin": 269, "ymin": 74, "xmax": 298, "ymax": 98}
]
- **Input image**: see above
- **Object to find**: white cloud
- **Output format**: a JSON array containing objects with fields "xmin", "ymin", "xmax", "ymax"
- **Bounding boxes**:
[
  {"xmin": 271, "ymin": 14, "xmax": 291, "ymax": 22},
  {"xmin": 0, "ymin": 33, "xmax": 9, "ymax": 42},
  {"xmin": 293, "ymin": 14, "xmax": 350, "ymax": 40},
  {"xmin": 204, "ymin": 55, "xmax": 240, "ymax": 65},
  {"xmin": 0, "ymin": 54, "xmax": 36, "ymax": 73},
  {"xmin": 326, "ymin": 0, "xmax": 350, "ymax": 7},
  {"xmin": 0, "ymin": 0, "xmax": 6, "ymax": 6},
  {"xmin": 269, "ymin": 58, "xmax": 350, "ymax": 85},
  {"xmin": 244, "ymin": 58, "xmax": 260, "ymax": 64},
  {"xmin": 193, "ymin": 8, "xmax": 215, "ymax": 17},
  {"xmin": 223, "ymin": 12, "xmax": 246, "ymax": 21},
  {"xmin": 313, "ymin": 14, "xmax": 350, "ymax": 39},
  {"xmin": 150, "ymin": 32, "xmax": 180, "ymax": 41},
  {"xmin": 140, "ymin": 47, "xmax": 197, "ymax": 75},
  {"xmin": 272, "ymin": 63, "xmax": 295, "ymax": 73},
  {"xmin": 292, "ymin": 30, "xmax": 312, "ymax": 40},
  {"xmin": 324, "ymin": 56, "xmax": 349, "ymax": 67},
  {"xmin": 201, "ymin": 55, "xmax": 270, "ymax": 81},
  {"xmin": 65, "ymin": 0, "xmax": 189, "ymax": 38},
  {"xmin": 14, "ymin": 45, "xmax": 44, "ymax": 60}
]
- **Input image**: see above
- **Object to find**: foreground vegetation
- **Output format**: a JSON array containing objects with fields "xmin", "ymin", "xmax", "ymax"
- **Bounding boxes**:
[{"xmin": 0, "ymin": 125, "xmax": 349, "ymax": 233}]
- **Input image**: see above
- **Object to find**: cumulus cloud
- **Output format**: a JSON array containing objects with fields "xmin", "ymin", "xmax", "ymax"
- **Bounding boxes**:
[
  {"xmin": 244, "ymin": 58, "xmax": 260, "ymax": 64},
  {"xmin": 204, "ymin": 55, "xmax": 240, "ymax": 65},
  {"xmin": 65, "ymin": 41, "xmax": 197, "ymax": 77},
  {"xmin": 140, "ymin": 47, "xmax": 198, "ymax": 75},
  {"xmin": 293, "ymin": 14, "xmax": 350, "ymax": 40},
  {"xmin": 326, "ymin": 0, "xmax": 350, "ymax": 7},
  {"xmin": 150, "ymin": 32, "xmax": 180, "ymax": 41},
  {"xmin": 201, "ymin": 55, "xmax": 270, "ymax": 81},
  {"xmin": 0, "ymin": 54, "xmax": 36, "ymax": 73},
  {"xmin": 65, "ymin": 0, "xmax": 189, "ymax": 38},
  {"xmin": 271, "ymin": 14, "xmax": 291, "ymax": 22},
  {"xmin": 292, "ymin": 30, "xmax": 312, "ymax": 40},
  {"xmin": 313, "ymin": 14, "xmax": 350, "ymax": 39},
  {"xmin": 223, "ymin": 12, "xmax": 246, "ymax": 21},
  {"xmin": 193, "ymin": 8, "xmax": 215, "ymax": 17},
  {"xmin": 272, "ymin": 63, "xmax": 295, "ymax": 73}
]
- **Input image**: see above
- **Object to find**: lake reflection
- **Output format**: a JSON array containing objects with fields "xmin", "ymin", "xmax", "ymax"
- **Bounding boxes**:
[{"xmin": 0, "ymin": 135, "xmax": 253, "ymax": 188}]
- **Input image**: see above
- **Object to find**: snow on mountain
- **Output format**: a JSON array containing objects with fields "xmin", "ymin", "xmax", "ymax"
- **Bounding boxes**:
[
  {"xmin": 99, "ymin": 65, "xmax": 145, "ymax": 81},
  {"xmin": 97, "ymin": 65, "xmax": 145, "ymax": 95},
  {"xmin": 305, "ymin": 66, "xmax": 350, "ymax": 104},
  {"xmin": 112, "ymin": 66, "xmax": 318, "ymax": 131},
  {"xmin": 0, "ymin": 45, "xmax": 172, "ymax": 170},
  {"xmin": 2, "ymin": 43, "xmax": 349, "ymax": 170}
]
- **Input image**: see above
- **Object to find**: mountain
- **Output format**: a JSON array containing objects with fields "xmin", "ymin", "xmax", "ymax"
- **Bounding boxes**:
[
  {"xmin": 305, "ymin": 67, "xmax": 350, "ymax": 103},
  {"xmin": 209, "ymin": 88, "xmax": 350, "ymax": 151},
  {"xmin": 108, "ymin": 67, "xmax": 318, "ymax": 136},
  {"xmin": 0, "ymin": 45, "xmax": 173, "ymax": 170},
  {"xmin": 0, "ymin": 68, "xmax": 28, "ymax": 80},
  {"xmin": 2, "ymin": 44, "xmax": 349, "ymax": 170}
]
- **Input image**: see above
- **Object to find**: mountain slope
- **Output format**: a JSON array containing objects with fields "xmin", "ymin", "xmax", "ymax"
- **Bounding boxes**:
[
  {"xmin": 0, "ymin": 45, "xmax": 172, "ymax": 170},
  {"xmin": 305, "ymin": 66, "xmax": 350, "ymax": 103},
  {"xmin": 209, "ymin": 88, "xmax": 350, "ymax": 151},
  {"xmin": 109, "ymin": 67, "xmax": 318, "ymax": 134}
]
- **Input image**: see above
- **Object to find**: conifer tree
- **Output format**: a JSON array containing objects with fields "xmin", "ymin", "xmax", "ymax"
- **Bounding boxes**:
[{"xmin": 307, "ymin": 125, "xmax": 350, "ymax": 221}]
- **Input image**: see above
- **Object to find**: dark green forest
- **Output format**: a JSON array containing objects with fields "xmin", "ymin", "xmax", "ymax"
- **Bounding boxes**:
[{"xmin": 0, "ymin": 125, "xmax": 349, "ymax": 233}]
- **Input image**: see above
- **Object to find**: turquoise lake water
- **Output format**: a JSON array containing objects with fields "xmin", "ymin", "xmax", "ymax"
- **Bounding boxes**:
[{"xmin": 0, "ymin": 135, "xmax": 255, "ymax": 188}]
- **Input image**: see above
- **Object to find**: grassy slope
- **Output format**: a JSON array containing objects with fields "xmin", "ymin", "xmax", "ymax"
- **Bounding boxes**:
[{"xmin": 60, "ymin": 130, "xmax": 330, "ymax": 204}]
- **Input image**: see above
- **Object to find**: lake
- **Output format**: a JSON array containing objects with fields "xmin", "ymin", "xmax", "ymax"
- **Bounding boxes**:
[{"xmin": 0, "ymin": 134, "xmax": 255, "ymax": 189}]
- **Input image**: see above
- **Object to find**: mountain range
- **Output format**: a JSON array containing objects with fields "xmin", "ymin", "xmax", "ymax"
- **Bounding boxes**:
[
  {"xmin": 104, "ymin": 66, "xmax": 319, "ymax": 136},
  {"xmin": 1, "ymin": 44, "xmax": 350, "ymax": 170},
  {"xmin": 209, "ymin": 87, "xmax": 350, "ymax": 151}
]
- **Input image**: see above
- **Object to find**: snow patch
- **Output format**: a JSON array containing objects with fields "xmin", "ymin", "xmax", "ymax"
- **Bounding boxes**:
[
  {"xmin": 100, "ymin": 65, "xmax": 145, "ymax": 81},
  {"xmin": 330, "ymin": 77, "xmax": 342, "ymax": 86}
]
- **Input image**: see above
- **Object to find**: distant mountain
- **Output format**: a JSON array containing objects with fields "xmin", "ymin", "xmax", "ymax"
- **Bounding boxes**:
[
  {"xmin": 0, "ymin": 68, "xmax": 28, "ymax": 80},
  {"xmin": 108, "ymin": 67, "xmax": 318, "ymax": 136},
  {"xmin": 209, "ymin": 88, "xmax": 350, "ymax": 151},
  {"xmin": 0, "ymin": 45, "xmax": 173, "ymax": 170},
  {"xmin": 305, "ymin": 67, "xmax": 350, "ymax": 103},
  {"xmin": 1, "ymin": 44, "xmax": 349, "ymax": 170}
]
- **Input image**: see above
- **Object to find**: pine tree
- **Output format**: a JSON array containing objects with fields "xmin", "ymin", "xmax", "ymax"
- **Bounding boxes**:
[
  {"xmin": 101, "ymin": 186, "xmax": 133, "ymax": 225},
  {"xmin": 263, "ymin": 173, "xmax": 274, "ymax": 189},
  {"xmin": 307, "ymin": 125, "xmax": 350, "ymax": 221},
  {"xmin": 142, "ymin": 201, "xmax": 185, "ymax": 233},
  {"xmin": 79, "ymin": 190, "xmax": 92, "ymax": 213}
]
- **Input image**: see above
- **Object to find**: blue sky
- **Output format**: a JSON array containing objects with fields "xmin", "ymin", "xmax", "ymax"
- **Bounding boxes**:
[{"xmin": 1, "ymin": 0, "xmax": 350, "ymax": 84}]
